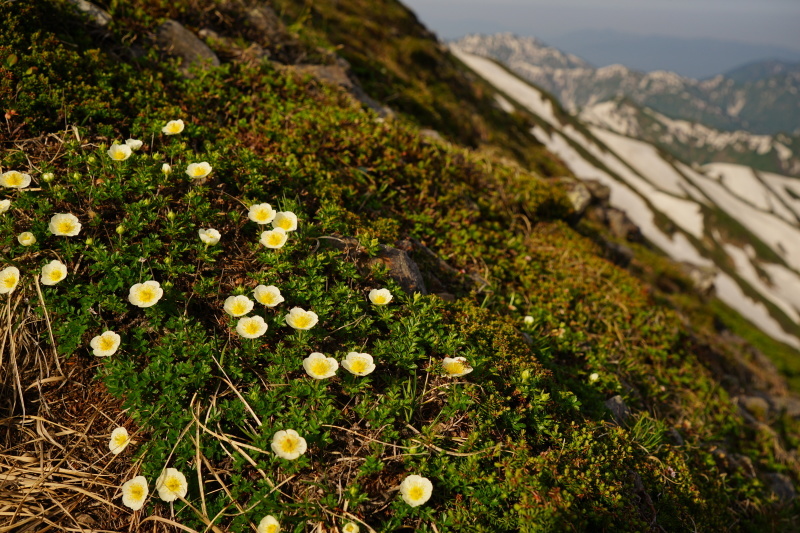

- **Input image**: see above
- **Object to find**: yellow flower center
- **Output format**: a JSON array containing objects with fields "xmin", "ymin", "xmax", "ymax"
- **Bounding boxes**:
[
  {"xmin": 280, "ymin": 435, "xmax": 300, "ymax": 453},
  {"xmin": 114, "ymin": 434, "xmax": 129, "ymax": 448},
  {"xmin": 99, "ymin": 336, "xmax": 115, "ymax": 351},
  {"xmin": 310, "ymin": 359, "xmax": 330, "ymax": 376},
  {"xmin": 137, "ymin": 286, "xmax": 156, "ymax": 303},
  {"xmin": 2, "ymin": 275, "xmax": 17, "ymax": 289},
  {"xmin": 409, "ymin": 485, "xmax": 424, "ymax": 501},
  {"xmin": 6, "ymin": 172, "xmax": 22, "ymax": 186},
  {"xmin": 267, "ymin": 233, "xmax": 283, "ymax": 246},
  {"xmin": 292, "ymin": 314, "xmax": 310, "ymax": 329},
  {"xmin": 130, "ymin": 484, "xmax": 144, "ymax": 500},
  {"xmin": 49, "ymin": 270, "xmax": 63, "ymax": 282},
  {"xmin": 266, "ymin": 525, "xmax": 278, "ymax": 533},
  {"xmin": 244, "ymin": 320, "xmax": 261, "ymax": 335},
  {"xmin": 167, "ymin": 123, "xmax": 181, "ymax": 133},
  {"xmin": 57, "ymin": 220, "xmax": 75, "ymax": 234},
  {"xmin": 276, "ymin": 218, "xmax": 291, "ymax": 230},
  {"xmin": 231, "ymin": 301, "xmax": 247, "ymax": 315},
  {"xmin": 349, "ymin": 359, "xmax": 367, "ymax": 374},
  {"xmin": 373, "ymin": 295, "xmax": 388, "ymax": 304},
  {"xmin": 444, "ymin": 361, "xmax": 466, "ymax": 375},
  {"xmin": 165, "ymin": 477, "xmax": 182, "ymax": 492},
  {"xmin": 261, "ymin": 293, "xmax": 276, "ymax": 305},
  {"xmin": 190, "ymin": 166, "xmax": 206, "ymax": 177}
]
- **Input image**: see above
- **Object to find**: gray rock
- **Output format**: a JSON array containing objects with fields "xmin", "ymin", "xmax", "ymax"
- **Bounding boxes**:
[
  {"xmin": 605, "ymin": 395, "xmax": 631, "ymax": 424},
  {"xmin": 292, "ymin": 64, "xmax": 394, "ymax": 117},
  {"xmin": 246, "ymin": 6, "xmax": 286, "ymax": 38},
  {"xmin": 769, "ymin": 395, "xmax": 800, "ymax": 418},
  {"xmin": 419, "ymin": 129, "xmax": 445, "ymax": 143},
  {"xmin": 368, "ymin": 245, "xmax": 427, "ymax": 295},
  {"xmin": 739, "ymin": 395, "xmax": 770, "ymax": 422},
  {"xmin": 157, "ymin": 19, "xmax": 220, "ymax": 75},
  {"xmin": 764, "ymin": 472, "xmax": 796, "ymax": 502},
  {"xmin": 555, "ymin": 177, "xmax": 592, "ymax": 216},
  {"xmin": 606, "ymin": 208, "xmax": 641, "ymax": 241},
  {"xmin": 68, "ymin": 0, "xmax": 111, "ymax": 26},
  {"xmin": 583, "ymin": 179, "xmax": 611, "ymax": 204},
  {"xmin": 679, "ymin": 262, "xmax": 717, "ymax": 297}
]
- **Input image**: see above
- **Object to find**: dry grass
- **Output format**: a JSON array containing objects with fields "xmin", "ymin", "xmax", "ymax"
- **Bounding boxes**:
[{"xmin": 0, "ymin": 276, "xmax": 144, "ymax": 531}]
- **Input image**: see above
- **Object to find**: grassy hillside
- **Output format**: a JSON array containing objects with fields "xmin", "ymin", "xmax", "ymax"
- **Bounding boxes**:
[{"xmin": 1, "ymin": 0, "xmax": 799, "ymax": 531}]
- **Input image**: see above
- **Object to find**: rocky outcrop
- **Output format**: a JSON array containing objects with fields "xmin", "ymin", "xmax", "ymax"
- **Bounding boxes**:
[
  {"xmin": 67, "ymin": 0, "xmax": 111, "ymax": 27},
  {"xmin": 320, "ymin": 236, "xmax": 485, "ymax": 298},
  {"xmin": 156, "ymin": 19, "xmax": 220, "ymax": 75}
]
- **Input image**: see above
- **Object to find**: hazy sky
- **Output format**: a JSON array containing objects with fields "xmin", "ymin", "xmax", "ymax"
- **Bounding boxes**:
[{"xmin": 402, "ymin": 0, "xmax": 800, "ymax": 50}]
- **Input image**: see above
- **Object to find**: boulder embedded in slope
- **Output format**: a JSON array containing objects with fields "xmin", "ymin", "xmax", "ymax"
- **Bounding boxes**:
[{"xmin": 157, "ymin": 19, "xmax": 220, "ymax": 75}]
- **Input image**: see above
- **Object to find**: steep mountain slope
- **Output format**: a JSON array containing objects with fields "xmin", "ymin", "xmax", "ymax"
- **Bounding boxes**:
[
  {"xmin": 450, "ymin": 46, "xmax": 800, "ymax": 355},
  {"xmin": 579, "ymin": 98, "xmax": 800, "ymax": 176},
  {"xmin": 2, "ymin": 1, "xmax": 800, "ymax": 532},
  {"xmin": 454, "ymin": 33, "xmax": 800, "ymax": 136}
]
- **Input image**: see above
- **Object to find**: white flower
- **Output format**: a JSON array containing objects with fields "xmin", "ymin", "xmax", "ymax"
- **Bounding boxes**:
[
  {"xmin": 186, "ymin": 162, "xmax": 212, "ymax": 179},
  {"xmin": 253, "ymin": 285, "xmax": 284, "ymax": 307},
  {"xmin": 442, "ymin": 357, "xmax": 473, "ymax": 378},
  {"xmin": 272, "ymin": 211, "xmax": 298, "ymax": 232},
  {"xmin": 48, "ymin": 213, "xmax": 81, "ymax": 236},
  {"xmin": 248, "ymin": 203, "xmax": 276, "ymax": 224},
  {"xmin": 109, "ymin": 426, "xmax": 131, "ymax": 455},
  {"xmin": 260, "ymin": 228, "xmax": 287, "ymax": 249},
  {"xmin": 285, "ymin": 307, "xmax": 318, "ymax": 330},
  {"xmin": 523, "ymin": 316, "xmax": 534, "ymax": 325},
  {"xmin": 162, "ymin": 163, "xmax": 172, "ymax": 175},
  {"xmin": 368, "ymin": 288, "xmax": 392, "ymax": 305},
  {"xmin": 199, "ymin": 228, "xmax": 221, "ymax": 245},
  {"xmin": 341, "ymin": 352, "xmax": 375, "ymax": 377},
  {"xmin": 236, "ymin": 315, "xmax": 268, "ymax": 338},
  {"xmin": 342, "ymin": 522, "xmax": 359, "ymax": 533},
  {"xmin": 155, "ymin": 468, "xmax": 188, "ymax": 502},
  {"xmin": 589, "ymin": 372, "xmax": 600, "ymax": 383},
  {"xmin": 399, "ymin": 474, "xmax": 433, "ymax": 507},
  {"xmin": 162, "ymin": 119, "xmax": 185, "ymax": 135},
  {"xmin": 107, "ymin": 143, "xmax": 132, "ymax": 161},
  {"xmin": 40, "ymin": 260, "xmax": 67, "ymax": 285},
  {"xmin": 224, "ymin": 295, "xmax": 254, "ymax": 317},
  {"xmin": 0, "ymin": 170, "xmax": 31, "ymax": 188},
  {"xmin": 91, "ymin": 330, "xmax": 121, "ymax": 357},
  {"xmin": 128, "ymin": 280, "xmax": 164, "ymax": 308},
  {"xmin": 125, "ymin": 138, "xmax": 143, "ymax": 151},
  {"xmin": 0, "ymin": 199, "xmax": 11, "ymax": 213},
  {"xmin": 257, "ymin": 515, "xmax": 281, "ymax": 533},
  {"xmin": 303, "ymin": 352, "xmax": 338, "ymax": 380},
  {"xmin": 17, "ymin": 232, "xmax": 35, "ymax": 246},
  {"xmin": 0, "ymin": 266, "xmax": 20, "ymax": 294},
  {"xmin": 121, "ymin": 475, "xmax": 148, "ymax": 511},
  {"xmin": 271, "ymin": 429, "xmax": 307, "ymax": 460}
]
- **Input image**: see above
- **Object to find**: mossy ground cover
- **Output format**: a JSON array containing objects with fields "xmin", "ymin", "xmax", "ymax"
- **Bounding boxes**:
[{"xmin": 1, "ymin": 0, "xmax": 799, "ymax": 531}]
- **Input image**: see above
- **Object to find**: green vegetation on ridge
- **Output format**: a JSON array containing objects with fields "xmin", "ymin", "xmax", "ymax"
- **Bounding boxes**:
[{"xmin": 1, "ymin": 0, "xmax": 799, "ymax": 531}]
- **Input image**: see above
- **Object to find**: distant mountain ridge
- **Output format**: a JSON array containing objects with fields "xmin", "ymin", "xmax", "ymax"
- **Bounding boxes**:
[
  {"xmin": 453, "ymin": 33, "xmax": 800, "ymax": 136},
  {"xmin": 546, "ymin": 29, "xmax": 800, "ymax": 79}
]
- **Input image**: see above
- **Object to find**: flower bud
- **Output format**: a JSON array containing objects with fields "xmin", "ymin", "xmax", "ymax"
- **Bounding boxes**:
[
  {"xmin": 116, "ymin": 225, "xmax": 125, "ymax": 235},
  {"xmin": 42, "ymin": 172, "xmax": 54, "ymax": 182}
]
